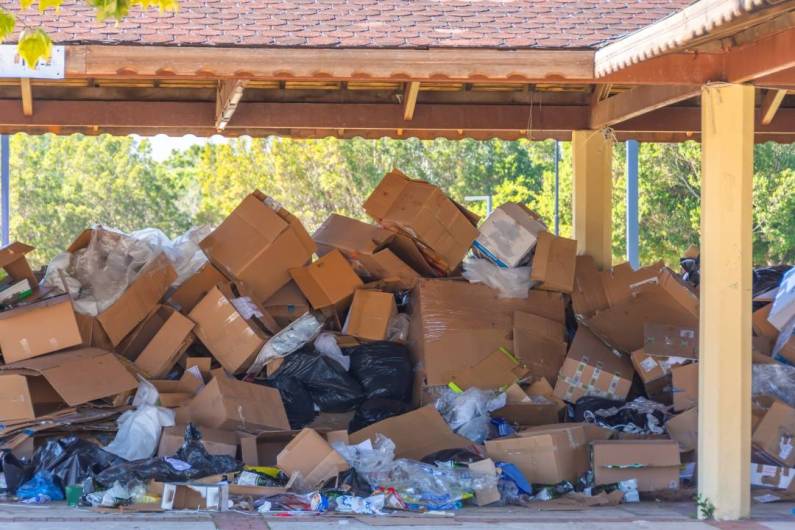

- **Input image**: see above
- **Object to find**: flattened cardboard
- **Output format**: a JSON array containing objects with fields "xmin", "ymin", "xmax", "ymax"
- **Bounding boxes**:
[
  {"xmin": 449, "ymin": 348, "xmax": 529, "ymax": 391},
  {"xmin": 666, "ymin": 407, "xmax": 698, "ymax": 453},
  {"xmin": 513, "ymin": 311, "xmax": 567, "ymax": 385},
  {"xmin": 643, "ymin": 323, "xmax": 698, "ymax": 357},
  {"xmin": 485, "ymin": 424, "xmax": 590, "ymax": 484},
  {"xmin": 1, "ymin": 347, "xmax": 139, "ymax": 408},
  {"xmin": 189, "ymin": 284, "xmax": 277, "ymax": 374},
  {"xmin": 553, "ymin": 327, "xmax": 633, "ymax": 403},
  {"xmin": 168, "ymin": 262, "xmax": 227, "ymax": 313},
  {"xmin": 290, "ymin": 249, "xmax": 363, "ymax": 311},
  {"xmin": 409, "ymin": 279, "xmax": 566, "ymax": 386},
  {"xmin": 530, "ymin": 231, "xmax": 577, "ymax": 293},
  {"xmin": 188, "ymin": 373, "xmax": 289, "ymax": 432},
  {"xmin": 753, "ymin": 401, "xmax": 795, "ymax": 467},
  {"xmin": 240, "ymin": 430, "xmax": 299, "ymax": 466},
  {"xmin": 671, "ymin": 362, "xmax": 698, "ymax": 412},
  {"xmin": 0, "ymin": 294, "xmax": 82, "ymax": 363},
  {"xmin": 473, "ymin": 203, "xmax": 546, "ymax": 268},
  {"xmin": 199, "ymin": 191, "xmax": 315, "ymax": 303},
  {"xmin": 349, "ymin": 405, "xmax": 472, "ymax": 460},
  {"xmin": 125, "ymin": 305, "xmax": 194, "ymax": 378},
  {"xmin": 342, "ymin": 289, "xmax": 397, "ymax": 341},
  {"xmin": 276, "ymin": 428, "xmax": 349, "ymax": 488},
  {"xmin": 97, "ymin": 252, "xmax": 177, "ymax": 346},
  {"xmin": 262, "ymin": 281, "xmax": 310, "ymax": 327},
  {"xmin": 0, "ymin": 241, "xmax": 37, "ymax": 288},
  {"xmin": 363, "ymin": 169, "xmax": 479, "ymax": 273},
  {"xmin": 158, "ymin": 424, "xmax": 238, "ymax": 457},
  {"xmin": 751, "ymin": 463, "xmax": 795, "ymax": 492},
  {"xmin": 592, "ymin": 440, "xmax": 680, "ymax": 491}
]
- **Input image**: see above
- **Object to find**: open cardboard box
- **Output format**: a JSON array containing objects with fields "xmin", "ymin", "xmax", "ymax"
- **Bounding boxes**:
[
  {"xmin": 289, "ymin": 249, "xmax": 363, "ymax": 313},
  {"xmin": 168, "ymin": 262, "xmax": 227, "ymax": 313},
  {"xmin": 591, "ymin": 439, "xmax": 681, "ymax": 491},
  {"xmin": 530, "ymin": 231, "xmax": 577, "ymax": 294},
  {"xmin": 121, "ymin": 304, "xmax": 194, "ymax": 378},
  {"xmin": 342, "ymin": 289, "xmax": 397, "ymax": 341},
  {"xmin": 0, "ymin": 294, "xmax": 82, "ymax": 363},
  {"xmin": 473, "ymin": 202, "xmax": 546, "ymax": 268},
  {"xmin": 276, "ymin": 428, "xmax": 349, "ymax": 489}
]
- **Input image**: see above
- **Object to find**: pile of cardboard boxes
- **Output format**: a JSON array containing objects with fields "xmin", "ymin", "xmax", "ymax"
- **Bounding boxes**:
[{"xmin": 1, "ymin": 167, "xmax": 794, "ymax": 512}]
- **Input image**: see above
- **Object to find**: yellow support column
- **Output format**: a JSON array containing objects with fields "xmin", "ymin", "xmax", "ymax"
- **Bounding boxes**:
[
  {"xmin": 698, "ymin": 83, "xmax": 754, "ymax": 520},
  {"xmin": 572, "ymin": 130, "xmax": 613, "ymax": 269}
]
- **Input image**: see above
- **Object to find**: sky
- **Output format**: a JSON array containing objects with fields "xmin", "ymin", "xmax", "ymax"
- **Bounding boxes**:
[{"xmin": 140, "ymin": 134, "xmax": 230, "ymax": 161}]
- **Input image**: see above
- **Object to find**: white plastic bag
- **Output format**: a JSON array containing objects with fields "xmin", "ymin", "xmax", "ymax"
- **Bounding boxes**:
[
  {"xmin": 462, "ymin": 257, "xmax": 532, "ymax": 298},
  {"xmin": 435, "ymin": 387, "xmax": 506, "ymax": 444},
  {"xmin": 104, "ymin": 379, "xmax": 175, "ymax": 461},
  {"xmin": 314, "ymin": 332, "xmax": 350, "ymax": 371},
  {"xmin": 246, "ymin": 312, "xmax": 325, "ymax": 375}
]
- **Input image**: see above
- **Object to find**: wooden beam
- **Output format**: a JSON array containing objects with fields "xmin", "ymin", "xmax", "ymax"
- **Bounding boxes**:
[
  {"xmin": 403, "ymin": 81, "xmax": 420, "ymax": 121},
  {"xmin": 698, "ymin": 83, "xmax": 753, "ymax": 521},
  {"xmin": 20, "ymin": 78, "xmax": 32, "ymax": 117},
  {"xmin": 726, "ymin": 26, "xmax": 795, "ymax": 83},
  {"xmin": 572, "ymin": 130, "xmax": 613, "ymax": 269},
  {"xmin": 590, "ymin": 84, "xmax": 700, "ymax": 128},
  {"xmin": 601, "ymin": 52, "xmax": 725, "ymax": 85},
  {"xmin": 215, "ymin": 79, "xmax": 246, "ymax": 131},
  {"xmin": 65, "ymin": 46, "xmax": 595, "ymax": 83},
  {"xmin": 760, "ymin": 88, "xmax": 787, "ymax": 125}
]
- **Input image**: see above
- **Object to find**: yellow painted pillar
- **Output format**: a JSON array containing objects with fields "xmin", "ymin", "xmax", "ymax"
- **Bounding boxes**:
[
  {"xmin": 571, "ymin": 130, "xmax": 613, "ymax": 269},
  {"xmin": 698, "ymin": 83, "xmax": 754, "ymax": 520}
]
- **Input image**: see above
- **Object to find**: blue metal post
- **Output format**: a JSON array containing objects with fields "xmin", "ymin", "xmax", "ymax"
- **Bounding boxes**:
[
  {"xmin": 1, "ymin": 135, "xmax": 9, "ymax": 246},
  {"xmin": 553, "ymin": 140, "xmax": 560, "ymax": 236},
  {"xmin": 626, "ymin": 139, "xmax": 639, "ymax": 268}
]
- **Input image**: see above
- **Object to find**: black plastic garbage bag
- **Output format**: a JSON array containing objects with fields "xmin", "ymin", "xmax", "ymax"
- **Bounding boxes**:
[
  {"xmin": 680, "ymin": 255, "xmax": 700, "ymax": 287},
  {"xmin": 33, "ymin": 436, "xmax": 123, "ymax": 489},
  {"xmin": 321, "ymin": 468, "xmax": 372, "ymax": 497},
  {"xmin": 348, "ymin": 398, "xmax": 412, "ymax": 433},
  {"xmin": 571, "ymin": 396, "xmax": 625, "ymax": 423},
  {"xmin": 346, "ymin": 341, "xmax": 413, "ymax": 402},
  {"xmin": 420, "ymin": 448, "xmax": 482, "ymax": 465},
  {"xmin": 268, "ymin": 347, "xmax": 364, "ymax": 412},
  {"xmin": 575, "ymin": 396, "xmax": 668, "ymax": 434},
  {"xmin": 264, "ymin": 376, "xmax": 316, "ymax": 429},
  {"xmin": 753, "ymin": 265, "xmax": 792, "ymax": 297},
  {"xmin": 0, "ymin": 450, "xmax": 34, "ymax": 494},
  {"xmin": 95, "ymin": 424, "xmax": 242, "ymax": 487}
]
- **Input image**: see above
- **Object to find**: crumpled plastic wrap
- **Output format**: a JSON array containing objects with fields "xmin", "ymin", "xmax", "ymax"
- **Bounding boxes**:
[
  {"xmin": 435, "ymin": 387, "xmax": 507, "ymax": 444},
  {"xmin": 462, "ymin": 257, "xmax": 532, "ymax": 298},
  {"xmin": 246, "ymin": 312, "xmax": 326, "ymax": 375},
  {"xmin": 314, "ymin": 332, "xmax": 350, "ymax": 371},
  {"xmin": 579, "ymin": 396, "xmax": 668, "ymax": 435},
  {"xmin": 753, "ymin": 364, "xmax": 795, "ymax": 408},
  {"xmin": 42, "ymin": 225, "xmax": 209, "ymax": 316},
  {"xmin": 386, "ymin": 313, "xmax": 410, "ymax": 342}
]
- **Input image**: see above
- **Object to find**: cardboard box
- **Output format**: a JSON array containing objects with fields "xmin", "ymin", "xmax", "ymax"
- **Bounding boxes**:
[
  {"xmin": 485, "ymin": 424, "xmax": 591, "ymax": 484},
  {"xmin": 96, "ymin": 252, "xmax": 178, "ymax": 346},
  {"xmin": 342, "ymin": 289, "xmax": 397, "ymax": 341},
  {"xmin": 591, "ymin": 440, "xmax": 681, "ymax": 491},
  {"xmin": 751, "ymin": 463, "xmax": 795, "ymax": 491},
  {"xmin": 168, "ymin": 262, "xmax": 227, "ymax": 313},
  {"xmin": 666, "ymin": 407, "xmax": 698, "ymax": 452},
  {"xmin": 185, "ymin": 357, "xmax": 212, "ymax": 379},
  {"xmin": 313, "ymin": 213, "xmax": 430, "ymax": 288},
  {"xmin": 121, "ymin": 305, "xmax": 194, "ymax": 378},
  {"xmin": 450, "ymin": 348, "xmax": 530, "ymax": 391},
  {"xmin": 363, "ymin": 169, "xmax": 479, "ymax": 272},
  {"xmin": 0, "ymin": 241, "xmax": 37, "ymax": 289},
  {"xmin": 0, "ymin": 348, "xmax": 139, "ymax": 421},
  {"xmin": 753, "ymin": 401, "xmax": 795, "ymax": 466},
  {"xmin": 0, "ymin": 295, "xmax": 82, "ymax": 363},
  {"xmin": 643, "ymin": 323, "xmax": 698, "ymax": 357},
  {"xmin": 513, "ymin": 311, "xmax": 567, "ymax": 385},
  {"xmin": 151, "ymin": 371, "xmax": 203, "ymax": 395},
  {"xmin": 188, "ymin": 373, "xmax": 290, "ymax": 432},
  {"xmin": 158, "ymin": 425, "xmax": 238, "ymax": 457},
  {"xmin": 189, "ymin": 284, "xmax": 278, "ymax": 374},
  {"xmin": 493, "ymin": 383, "xmax": 560, "ymax": 427},
  {"xmin": 349, "ymin": 405, "xmax": 472, "ymax": 460},
  {"xmin": 409, "ymin": 279, "xmax": 565, "ymax": 386},
  {"xmin": 468, "ymin": 459, "xmax": 501, "ymax": 506},
  {"xmin": 473, "ymin": 203, "xmax": 546, "ymax": 268},
  {"xmin": 530, "ymin": 231, "xmax": 577, "ymax": 293},
  {"xmin": 290, "ymin": 249, "xmax": 363, "ymax": 312},
  {"xmin": 240, "ymin": 430, "xmax": 299, "ymax": 466},
  {"xmin": 553, "ymin": 327, "xmax": 634, "ymax": 403},
  {"xmin": 276, "ymin": 428, "xmax": 349, "ymax": 488},
  {"xmin": 671, "ymin": 362, "xmax": 698, "ymax": 412},
  {"xmin": 199, "ymin": 190, "xmax": 316, "ymax": 303},
  {"xmin": 630, "ymin": 348, "xmax": 695, "ymax": 404},
  {"xmin": 76, "ymin": 313, "xmax": 114, "ymax": 351},
  {"xmin": 161, "ymin": 482, "xmax": 228, "ymax": 511},
  {"xmin": 262, "ymin": 281, "xmax": 311, "ymax": 327}
]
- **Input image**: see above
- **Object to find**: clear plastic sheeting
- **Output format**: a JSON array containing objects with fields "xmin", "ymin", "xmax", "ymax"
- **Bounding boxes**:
[
  {"xmin": 435, "ymin": 388, "xmax": 507, "ymax": 444},
  {"xmin": 386, "ymin": 314, "xmax": 411, "ymax": 342},
  {"xmin": 332, "ymin": 435, "xmax": 396, "ymax": 476},
  {"xmin": 462, "ymin": 257, "xmax": 532, "ymax": 299},
  {"xmin": 753, "ymin": 364, "xmax": 795, "ymax": 408},
  {"xmin": 247, "ymin": 312, "xmax": 326, "ymax": 375},
  {"xmin": 130, "ymin": 226, "xmax": 211, "ymax": 287}
]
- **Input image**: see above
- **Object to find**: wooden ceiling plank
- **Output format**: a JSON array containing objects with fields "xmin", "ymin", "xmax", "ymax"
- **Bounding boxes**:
[
  {"xmin": 20, "ymin": 78, "xmax": 33, "ymax": 117},
  {"xmin": 760, "ymin": 88, "xmax": 787, "ymax": 125},
  {"xmin": 590, "ymin": 84, "xmax": 701, "ymax": 128},
  {"xmin": 402, "ymin": 81, "xmax": 420, "ymax": 121},
  {"xmin": 215, "ymin": 79, "xmax": 246, "ymax": 131}
]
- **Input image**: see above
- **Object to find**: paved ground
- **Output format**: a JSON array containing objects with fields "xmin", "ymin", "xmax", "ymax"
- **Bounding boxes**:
[{"xmin": 1, "ymin": 501, "xmax": 794, "ymax": 529}]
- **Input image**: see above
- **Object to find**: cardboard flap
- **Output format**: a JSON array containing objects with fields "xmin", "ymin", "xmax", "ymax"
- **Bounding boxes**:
[
  {"xmin": 0, "ymin": 241, "xmax": 34, "ymax": 269},
  {"xmin": 4, "ymin": 348, "xmax": 139, "ymax": 406},
  {"xmin": 312, "ymin": 214, "xmax": 389, "ymax": 256},
  {"xmin": 363, "ymin": 169, "xmax": 413, "ymax": 222}
]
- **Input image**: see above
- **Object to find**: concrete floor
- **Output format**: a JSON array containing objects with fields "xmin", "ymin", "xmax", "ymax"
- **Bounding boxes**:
[{"xmin": 1, "ymin": 501, "xmax": 794, "ymax": 529}]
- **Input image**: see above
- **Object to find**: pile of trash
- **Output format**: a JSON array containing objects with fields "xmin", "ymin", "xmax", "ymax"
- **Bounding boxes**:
[{"xmin": 0, "ymin": 167, "xmax": 793, "ymax": 515}]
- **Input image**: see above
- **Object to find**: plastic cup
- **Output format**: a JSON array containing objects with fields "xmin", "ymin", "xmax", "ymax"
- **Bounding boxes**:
[{"xmin": 65, "ymin": 485, "xmax": 82, "ymax": 507}]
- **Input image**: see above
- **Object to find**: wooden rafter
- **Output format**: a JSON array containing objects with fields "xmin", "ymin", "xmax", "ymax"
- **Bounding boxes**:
[
  {"xmin": 726, "ymin": 26, "xmax": 795, "ymax": 83},
  {"xmin": 761, "ymin": 88, "xmax": 787, "ymax": 125},
  {"xmin": 590, "ymin": 84, "xmax": 700, "ymax": 128},
  {"xmin": 215, "ymin": 79, "xmax": 246, "ymax": 131},
  {"xmin": 403, "ymin": 81, "xmax": 420, "ymax": 121},
  {"xmin": 20, "ymin": 78, "xmax": 33, "ymax": 117}
]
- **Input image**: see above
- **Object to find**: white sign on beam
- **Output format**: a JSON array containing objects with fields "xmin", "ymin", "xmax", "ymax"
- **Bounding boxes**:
[{"xmin": 0, "ymin": 45, "xmax": 65, "ymax": 79}]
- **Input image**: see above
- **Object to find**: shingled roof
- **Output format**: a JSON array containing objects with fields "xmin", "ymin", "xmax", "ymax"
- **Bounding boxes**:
[{"xmin": 6, "ymin": 0, "xmax": 693, "ymax": 49}]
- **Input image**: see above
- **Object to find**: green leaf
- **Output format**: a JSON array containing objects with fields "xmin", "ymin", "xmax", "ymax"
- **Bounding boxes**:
[
  {"xmin": 17, "ymin": 28, "xmax": 52, "ymax": 70},
  {"xmin": 85, "ymin": 0, "xmax": 131, "ymax": 21},
  {"xmin": 38, "ymin": 0, "xmax": 63, "ymax": 12},
  {"xmin": 0, "ymin": 10, "xmax": 15, "ymax": 41}
]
